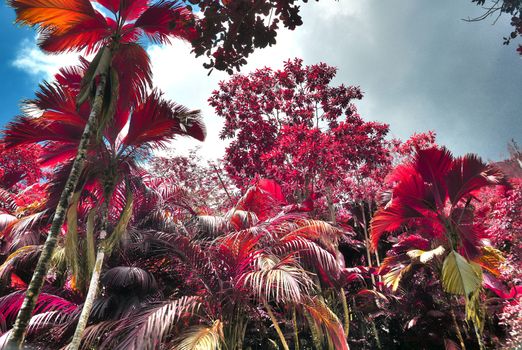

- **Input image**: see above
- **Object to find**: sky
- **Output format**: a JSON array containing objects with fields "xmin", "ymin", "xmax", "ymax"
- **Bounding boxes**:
[{"xmin": 0, "ymin": 0, "xmax": 520, "ymax": 161}]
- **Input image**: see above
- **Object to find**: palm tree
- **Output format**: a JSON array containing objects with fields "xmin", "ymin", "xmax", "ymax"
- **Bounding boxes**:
[
  {"xmin": 370, "ymin": 147, "xmax": 506, "ymax": 348},
  {"xmin": 4, "ymin": 0, "xmax": 196, "ymax": 346},
  {"xmin": 1, "ymin": 61, "xmax": 205, "ymax": 348},
  {"xmin": 0, "ymin": 179, "xmax": 350, "ymax": 349}
]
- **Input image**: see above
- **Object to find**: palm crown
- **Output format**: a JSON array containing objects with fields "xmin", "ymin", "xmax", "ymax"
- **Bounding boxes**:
[
  {"xmin": 10, "ymin": 0, "xmax": 196, "ymax": 53},
  {"xmin": 370, "ymin": 147, "xmax": 506, "ymax": 258}
]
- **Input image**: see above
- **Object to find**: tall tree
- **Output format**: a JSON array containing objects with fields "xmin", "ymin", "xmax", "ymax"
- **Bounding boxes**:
[
  {"xmin": 210, "ymin": 58, "xmax": 389, "ymax": 218},
  {"xmin": 5, "ymin": 0, "xmax": 320, "ymax": 344},
  {"xmin": 371, "ymin": 146, "xmax": 507, "ymax": 347},
  {"xmin": 2, "ymin": 62, "xmax": 205, "ymax": 348},
  {"xmin": 3, "ymin": 0, "xmax": 198, "ymax": 346}
]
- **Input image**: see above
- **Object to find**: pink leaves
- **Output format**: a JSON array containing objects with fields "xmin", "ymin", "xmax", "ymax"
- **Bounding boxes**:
[
  {"xmin": 123, "ymin": 90, "xmax": 204, "ymax": 147},
  {"xmin": 370, "ymin": 146, "xmax": 506, "ymax": 254},
  {"xmin": 134, "ymin": 1, "xmax": 196, "ymax": 44},
  {"xmin": 211, "ymin": 59, "xmax": 389, "ymax": 208},
  {"xmin": 235, "ymin": 178, "xmax": 286, "ymax": 221}
]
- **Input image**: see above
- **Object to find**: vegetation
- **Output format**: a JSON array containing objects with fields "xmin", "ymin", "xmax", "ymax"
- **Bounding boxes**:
[{"xmin": 0, "ymin": 0, "xmax": 520, "ymax": 349}]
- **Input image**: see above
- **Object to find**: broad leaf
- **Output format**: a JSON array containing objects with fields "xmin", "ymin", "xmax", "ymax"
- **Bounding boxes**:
[
  {"xmin": 441, "ymin": 250, "xmax": 482, "ymax": 297},
  {"xmin": 383, "ymin": 263, "xmax": 412, "ymax": 292},
  {"xmin": 303, "ymin": 297, "xmax": 350, "ymax": 350}
]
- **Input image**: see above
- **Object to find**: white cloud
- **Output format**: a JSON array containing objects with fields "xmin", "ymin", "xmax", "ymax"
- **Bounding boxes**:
[
  {"xmin": 10, "ymin": 1, "xmax": 522, "ymax": 161},
  {"xmin": 12, "ymin": 38, "xmax": 82, "ymax": 81},
  {"xmin": 148, "ymin": 28, "xmax": 304, "ymax": 160}
]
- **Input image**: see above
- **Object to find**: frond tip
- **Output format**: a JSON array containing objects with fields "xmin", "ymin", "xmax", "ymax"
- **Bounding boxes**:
[
  {"xmin": 239, "ymin": 254, "xmax": 312, "ymax": 303},
  {"xmin": 115, "ymin": 296, "xmax": 201, "ymax": 350},
  {"xmin": 173, "ymin": 320, "xmax": 223, "ymax": 350}
]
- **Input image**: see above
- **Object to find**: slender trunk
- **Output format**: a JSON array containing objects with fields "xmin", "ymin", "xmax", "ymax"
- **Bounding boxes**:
[
  {"xmin": 326, "ymin": 187, "xmax": 336, "ymax": 224},
  {"xmin": 6, "ymin": 72, "xmax": 108, "ymax": 350},
  {"xmin": 450, "ymin": 306, "xmax": 467, "ymax": 350},
  {"xmin": 212, "ymin": 163, "xmax": 232, "ymax": 203},
  {"xmin": 368, "ymin": 202, "xmax": 382, "ymax": 283},
  {"xmin": 292, "ymin": 307, "xmax": 299, "ymax": 350},
  {"xmin": 67, "ymin": 237, "xmax": 106, "ymax": 350},
  {"xmin": 340, "ymin": 288, "xmax": 350, "ymax": 339},
  {"xmin": 359, "ymin": 203, "xmax": 382, "ymax": 349},
  {"xmin": 69, "ymin": 183, "xmax": 114, "ymax": 350},
  {"xmin": 360, "ymin": 203, "xmax": 376, "ymax": 287},
  {"xmin": 264, "ymin": 301, "xmax": 290, "ymax": 350}
]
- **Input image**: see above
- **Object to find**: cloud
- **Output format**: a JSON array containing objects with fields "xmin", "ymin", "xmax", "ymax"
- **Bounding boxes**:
[
  {"xmin": 10, "ymin": 1, "xmax": 522, "ymax": 161},
  {"xmin": 12, "ymin": 38, "xmax": 82, "ymax": 81},
  {"xmin": 292, "ymin": 0, "xmax": 522, "ymax": 160},
  {"xmin": 147, "ymin": 29, "xmax": 304, "ymax": 160}
]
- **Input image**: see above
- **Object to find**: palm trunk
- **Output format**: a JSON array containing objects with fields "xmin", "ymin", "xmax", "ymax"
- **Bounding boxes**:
[
  {"xmin": 292, "ymin": 307, "xmax": 299, "ymax": 350},
  {"xmin": 368, "ymin": 202, "xmax": 382, "ymax": 283},
  {"xmin": 6, "ymin": 72, "xmax": 109, "ymax": 350},
  {"xmin": 340, "ymin": 288, "xmax": 350, "ymax": 339},
  {"xmin": 67, "ymin": 198, "xmax": 109, "ymax": 350},
  {"xmin": 450, "ymin": 306, "xmax": 467, "ymax": 350},
  {"xmin": 360, "ymin": 203, "xmax": 376, "ymax": 288},
  {"xmin": 360, "ymin": 203, "xmax": 382, "ymax": 349},
  {"xmin": 67, "ymin": 237, "xmax": 106, "ymax": 350},
  {"xmin": 68, "ymin": 182, "xmax": 115, "ymax": 349},
  {"xmin": 264, "ymin": 301, "xmax": 290, "ymax": 350}
]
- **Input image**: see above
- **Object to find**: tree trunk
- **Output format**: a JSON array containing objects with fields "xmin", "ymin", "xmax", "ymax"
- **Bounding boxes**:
[
  {"xmin": 450, "ymin": 306, "xmax": 467, "ymax": 350},
  {"xmin": 360, "ymin": 202, "xmax": 376, "ymax": 287},
  {"xmin": 368, "ymin": 202, "xmax": 382, "ymax": 283},
  {"xmin": 292, "ymin": 307, "xmax": 299, "ymax": 350},
  {"xmin": 6, "ymin": 72, "xmax": 109, "ymax": 350},
  {"xmin": 67, "ymin": 233, "xmax": 106, "ymax": 350},
  {"xmin": 264, "ymin": 301, "xmax": 290, "ymax": 350},
  {"xmin": 360, "ymin": 202, "xmax": 382, "ymax": 349},
  {"xmin": 68, "ymin": 179, "xmax": 116, "ymax": 349},
  {"xmin": 326, "ymin": 187, "xmax": 336, "ymax": 224},
  {"xmin": 340, "ymin": 288, "xmax": 350, "ymax": 339}
]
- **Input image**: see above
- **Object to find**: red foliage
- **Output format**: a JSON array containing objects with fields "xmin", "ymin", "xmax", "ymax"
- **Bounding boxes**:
[
  {"xmin": 210, "ymin": 59, "xmax": 389, "ymax": 207},
  {"xmin": 9, "ymin": 0, "xmax": 313, "ymax": 72},
  {"xmin": 0, "ymin": 144, "xmax": 43, "ymax": 190},
  {"xmin": 476, "ymin": 178, "xmax": 522, "ymax": 278},
  {"xmin": 371, "ymin": 146, "xmax": 507, "ymax": 258},
  {"xmin": 10, "ymin": 0, "xmax": 196, "ymax": 54}
]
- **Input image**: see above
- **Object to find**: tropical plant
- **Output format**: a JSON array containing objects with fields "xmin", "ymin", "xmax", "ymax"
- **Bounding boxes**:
[
  {"xmin": 210, "ymin": 58, "xmax": 390, "ymax": 222},
  {"xmin": 0, "ymin": 178, "xmax": 353, "ymax": 349},
  {"xmin": 371, "ymin": 146, "xmax": 507, "ymax": 349},
  {"xmin": 1, "ymin": 60, "xmax": 205, "ymax": 348},
  {"xmin": 4, "ymin": 0, "xmax": 325, "ymax": 343},
  {"xmin": 3, "ymin": 0, "xmax": 200, "ymax": 345}
]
